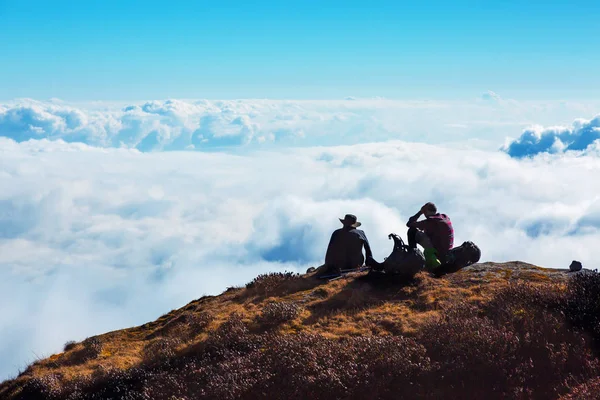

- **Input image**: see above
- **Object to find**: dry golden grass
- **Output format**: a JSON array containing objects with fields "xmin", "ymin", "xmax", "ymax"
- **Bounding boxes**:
[{"xmin": 0, "ymin": 261, "xmax": 573, "ymax": 399}]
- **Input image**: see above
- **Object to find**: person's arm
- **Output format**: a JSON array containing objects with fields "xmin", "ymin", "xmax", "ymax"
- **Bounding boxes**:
[
  {"xmin": 407, "ymin": 203, "xmax": 432, "ymax": 227},
  {"xmin": 406, "ymin": 210, "xmax": 423, "ymax": 228},
  {"xmin": 324, "ymin": 230, "xmax": 338, "ymax": 265},
  {"xmin": 361, "ymin": 232, "xmax": 374, "ymax": 260}
]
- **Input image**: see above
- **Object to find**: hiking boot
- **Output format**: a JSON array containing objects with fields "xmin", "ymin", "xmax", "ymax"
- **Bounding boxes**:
[{"xmin": 424, "ymin": 248, "xmax": 441, "ymax": 270}]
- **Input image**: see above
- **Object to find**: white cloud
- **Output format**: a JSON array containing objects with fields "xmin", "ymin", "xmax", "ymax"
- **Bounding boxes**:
[
  {"xmin": 503, "ymin": 114, "xmax": 600, "ymax": 157},
  {"xmin": 2, "ymin": 136, "xmax": 600, "ymax": 379},
  {"xmin": 2, "ymin": 98, "xmax": 600, "ymax": 152},
  {"xmin": 481, "ymin": 90, "xmax": 502, "ymax": 102}
]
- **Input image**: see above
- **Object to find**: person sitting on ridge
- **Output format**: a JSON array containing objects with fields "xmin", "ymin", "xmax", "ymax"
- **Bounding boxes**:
[
  {"xmin": 406, "ymin": 202, "xmax": 454, "ymax": 270},
  {"xmin": 320, "ymin": 214, "xmax": 374, "ymax": 276}
]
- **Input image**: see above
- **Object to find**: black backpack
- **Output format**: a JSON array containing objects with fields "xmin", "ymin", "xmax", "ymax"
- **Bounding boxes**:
[
  {"xmin": 434, "ymin": 241, "xmax": 481, "ymax": 276},
  {"xmin": 382, "ymin": 233, "xmax": 425, "ymax": 278}
]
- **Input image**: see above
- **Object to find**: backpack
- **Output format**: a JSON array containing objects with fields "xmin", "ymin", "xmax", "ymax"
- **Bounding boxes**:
[
  {"xmin": 383, "ymin": 233, "xmax": 425, "ymax": 278},
  {"xmin": 434, "ymin": 241, "xmax": 481, "ymax": 276}
]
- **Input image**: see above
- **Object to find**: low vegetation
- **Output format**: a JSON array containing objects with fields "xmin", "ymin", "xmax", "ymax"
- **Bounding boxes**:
[{"xmin": 1, "ymin": 263, "xmax": 599, "ymax": 399}]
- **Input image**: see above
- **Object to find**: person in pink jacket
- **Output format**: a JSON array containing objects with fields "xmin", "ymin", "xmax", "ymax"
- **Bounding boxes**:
[{"xmin": 406, "ymin": 202, "xmax": 454, "ymax": 270}]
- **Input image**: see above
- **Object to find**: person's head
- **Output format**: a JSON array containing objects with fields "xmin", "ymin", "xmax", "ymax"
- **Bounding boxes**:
[
  {"xmin": 339, "ymin": 214, "xmax": 362, "ymax": 229},
  {"xmin": 422, "ymin": 202, "xmax": 437, "ymax": 218}
]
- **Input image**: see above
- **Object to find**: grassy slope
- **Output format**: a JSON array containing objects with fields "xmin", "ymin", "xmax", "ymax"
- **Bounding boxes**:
[{"xmin": 0, "ymin": 261, "xmax": 596, "ymax": 399}]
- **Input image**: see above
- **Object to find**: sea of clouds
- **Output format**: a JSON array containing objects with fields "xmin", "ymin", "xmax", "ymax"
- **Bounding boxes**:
[
  {"xmin": 2, "ymin": 95, "xmax": 600, "ymax": 152},
  {"xmin": 1, "ymin": 96, "xmax": 600, "ymax": 380}
]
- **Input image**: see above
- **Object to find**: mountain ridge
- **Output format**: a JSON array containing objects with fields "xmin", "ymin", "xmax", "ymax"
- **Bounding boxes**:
[{"xmin": 2, "ymin": 261, "xmax": 599, "ymax": 399}]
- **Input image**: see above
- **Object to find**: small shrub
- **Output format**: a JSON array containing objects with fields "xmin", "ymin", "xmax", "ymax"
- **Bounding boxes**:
[
  {"xmin": 142, "ymin": 337, "xmax": 183, "ymax": 365},
  {"xmin": 62, "ymin": 337, "xmax": 103, "ymax": 366},
  {"xmin": 63, "ymin": 340, "xmax": 77, "ymax": 352},
  {"xmin": 81, "ymin": 337, "xmax": 103, "ymax": 359},
  {"xmin": 203, "ymin": 313, "xmax": 257, "ymax": 357},
  {"xmin": 186, "ymin": 312, "xmax": 214, "ymax": 338},
  {"xmin": 256, "ymin": 302, "xmax": 301, "ymax": 327},
  {"xmin": 245, "ymin": 271, "xmax": 301, "ymax": 294},
  {"xmin": 214, "ymin": 313, "xmax": 249, "ymax": 337}
]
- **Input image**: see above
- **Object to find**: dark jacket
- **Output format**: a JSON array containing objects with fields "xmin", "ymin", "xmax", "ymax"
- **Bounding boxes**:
[{"xmin": 325, "ymin": 227, "xmax": 373, "ymax": 270}]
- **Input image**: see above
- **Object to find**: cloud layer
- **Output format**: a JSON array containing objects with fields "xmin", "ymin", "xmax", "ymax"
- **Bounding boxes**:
[
  {"xmin": 504, "ymin": 114, "xmax": 600, "ymax": 157},
  {"xmin": 3, "ymin": 98, "xmax": 600, "ymax": 152},
  {"xmin": 2, "ymin": 136, "xmax": 600, "ymax": 379}
]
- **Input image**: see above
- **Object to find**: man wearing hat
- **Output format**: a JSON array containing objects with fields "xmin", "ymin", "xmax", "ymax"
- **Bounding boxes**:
[
  {"xmin": 322, "ymin": 214, "xmax": 374, "ymax": 275},
  {"xmin": 406, "ymin": 202, "xmax": 454, "ymax": 270}
]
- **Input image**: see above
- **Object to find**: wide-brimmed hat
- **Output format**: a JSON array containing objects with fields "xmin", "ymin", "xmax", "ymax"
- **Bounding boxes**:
[{"xmin": 339, "ymin": 214, "xmax": 361, "ymax": 228}]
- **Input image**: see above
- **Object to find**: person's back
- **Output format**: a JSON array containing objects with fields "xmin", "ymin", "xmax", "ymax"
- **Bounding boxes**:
[
  {"xmin": 325, "ymin": 227, "xmax": 369, "ymax": 270},
  {"xmin": 323, "ymin": 214, "xmax": 373, "ymax": 274},
  {"xmin": 415, "ymin": 213, "xmax": 453, "ymax": 258}
]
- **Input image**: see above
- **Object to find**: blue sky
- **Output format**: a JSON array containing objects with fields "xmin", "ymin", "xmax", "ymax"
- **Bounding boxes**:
[{"xmin": 1, "ymin": 0, "xmax": 599, "ymax": 100}]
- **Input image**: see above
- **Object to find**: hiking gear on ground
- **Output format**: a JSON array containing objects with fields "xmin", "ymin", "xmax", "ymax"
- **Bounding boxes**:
[
  {"xmin": 433, "ymin": 241, "xmax": 481, "ymax": 276},
  {"xmin": 569, "ymin": 260, "xmax": 583, "ymax": 272},
  {"xmin": 339, "ymin": 214, "xmax": 362, "ymax": 228},
  {"xmin": 381, "ymin": 233, "xmax": 425, "ymax": 278},
  {"xmin": 424, "ymin": 247, "xmax": 442, "ymax": 270}
]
